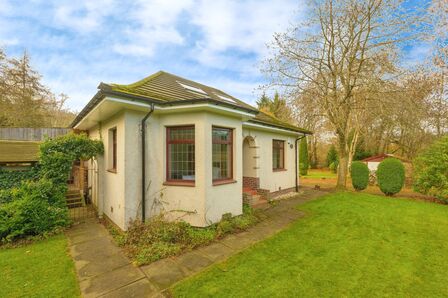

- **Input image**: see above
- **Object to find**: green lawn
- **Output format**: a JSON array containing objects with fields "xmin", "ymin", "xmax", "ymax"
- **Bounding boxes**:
[
  {"xmin": 173, "ymin": 192, "xmax": 448, "ymax": 297},
  {"xmin": 0, "ymin": 234, "xmax": 80, "ymax": 298},
  {"xmin": 301, "ymin": 169, "xmax": 337, "ymax": 179}
]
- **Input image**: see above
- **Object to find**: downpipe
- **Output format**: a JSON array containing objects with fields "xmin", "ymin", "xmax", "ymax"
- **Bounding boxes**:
[{"xmin": 141, "ymin": 103, "xmax": 155, "ymax": 222}]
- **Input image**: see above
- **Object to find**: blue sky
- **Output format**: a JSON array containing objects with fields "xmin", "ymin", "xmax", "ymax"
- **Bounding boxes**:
[{"xmin": 0, "ymin": 0, "xmax": 431, "ymax": 111}]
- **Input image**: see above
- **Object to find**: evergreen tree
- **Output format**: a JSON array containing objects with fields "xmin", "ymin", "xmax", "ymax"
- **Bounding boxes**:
[
  {"xmin": 326, "ymin": 145, "xmax": 338, "ymax": 167},
  {"xmin": 256, "ymin": 92, "xmax": 271, "ymax": 110},
  {"xmin": 0, "ymin": 49, "xmax": 74, "ymax": 127},
  {"xmin": 299, "ymin": 136, "xmax": 309, "ymax": 175},
  {"xmin": 256, "ymin": 91, "xmax": 293, "ymax": 123}
]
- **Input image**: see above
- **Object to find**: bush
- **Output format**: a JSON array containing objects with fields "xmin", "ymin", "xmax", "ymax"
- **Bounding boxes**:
[
  {"xmin": 327, "ymin": 145, "xmax": 338, "ymax": 167},
  {"xmin": 116, "ymin": 204, "xmax": 260, "ymax": 265},
  {"xmin": 350, "ymin": 161, "xmax": 369, "ymax": 191},
  {"xmin": 377, "ymin": 158, "xmax": 405, "ymax": 196},
  {"xmin": 299, "ymin": 137, "xmax": 309, "ymax": 175},
  {"xmin": 0, "ymin": 166, "xmax": 40, "ymax": 190},
  {"xmin": 329, "ymin": 160, "xmax": 339, "ymax": 173},
  {"xmin": 0, "ymin": 133, "xmax": 103, "ymax": 242},
  {"xmin": 0, "ymin": 179, "xmax": 69, "ymax": 242},
  {"xmin": 413, "ymin": 136, "xmax": 448, "ymax": 202}
]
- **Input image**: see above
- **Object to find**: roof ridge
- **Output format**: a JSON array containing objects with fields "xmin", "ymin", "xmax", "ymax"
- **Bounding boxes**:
[{"xmin": 111, "ymin": 70, "xmax": 165, "ymax": 90}]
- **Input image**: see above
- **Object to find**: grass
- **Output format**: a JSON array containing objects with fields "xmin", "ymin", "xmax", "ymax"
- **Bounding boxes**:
[
  {"xmin": 300, "ymin": 168, "xmax": 337, "ymax": 179},
  {"xmin": 0, "ymin": 234, "xmax": 80, "ymax": 297},
  {"xmin": 172, "ymin": 192, "xmax": 448, "ymax": 297}
]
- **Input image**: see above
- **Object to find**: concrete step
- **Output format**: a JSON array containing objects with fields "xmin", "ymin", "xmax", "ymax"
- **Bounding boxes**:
[
  {"xmin": 67, "ymin": 202, "xmax": 84, "ymax": 208},
  {"xmin": 252, "ymin": 198, "xmax": 270, "ymax": 209},
  {"xmin": 67, "ymin": 197, "xmax": 82, "ymax": 204},
  {"xmin": 66, "ymin": 193, "xmax": 81, "ymax": 199}
]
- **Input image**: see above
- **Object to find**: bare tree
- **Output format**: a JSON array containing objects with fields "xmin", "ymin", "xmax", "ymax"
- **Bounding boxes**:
[{"xmin": 264, "ymin": 0, "xmax": 420, "ymax": 188}]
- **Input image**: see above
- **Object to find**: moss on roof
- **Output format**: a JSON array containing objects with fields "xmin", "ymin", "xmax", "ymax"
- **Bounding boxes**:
[
  {"xmin": 74, "ymin": 71, "xmax": 311, "ymax": 134},
  {"xmin": 251, "ymin": 112, "xmax": 312, "ymax": 134},
  {"xmin": 0, "ymin": 140, "xmax": 40, "ymax": 162},
  {"xmin": 108, "ymin": 71, "xmax": 256, "ymax": 111}
]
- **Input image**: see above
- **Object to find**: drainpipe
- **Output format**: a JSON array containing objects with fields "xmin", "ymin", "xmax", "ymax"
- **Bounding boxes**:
[
  {"xmin": 295, "ymin": 134, "xmax": 306, "ymax": 192},
  {"xmin": 141, "ymin": 104, "xmax": 155, "ymax": 222}
]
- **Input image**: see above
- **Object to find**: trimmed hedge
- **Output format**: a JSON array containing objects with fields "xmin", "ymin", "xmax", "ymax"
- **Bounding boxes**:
[
  {"xmin": 377, "ymin": 158, "xmax": 405, "ymax": 196},
  {"xmin": 351, "ymin": 161, "xmax": 369, "ymax": 191}
]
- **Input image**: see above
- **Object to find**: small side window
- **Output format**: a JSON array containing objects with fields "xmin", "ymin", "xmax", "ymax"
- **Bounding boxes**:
[{"xmin": 108, "ymin": 127, "xmax": 117, "ymax": 172}]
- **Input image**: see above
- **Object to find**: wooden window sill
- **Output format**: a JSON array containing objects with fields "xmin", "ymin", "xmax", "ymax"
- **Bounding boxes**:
[
  {"xmin": 273, "ymin": 168, "xmax": 287, "ymax": 172},
  {"xmin": 163, "ymin": 181, "xmax": 195, "ymax": 187},
  {"xmin": 213, "ymin": 179, "xmax": 237, "ymax": 186},
  {"xmin": 107, "ymin": 169, "xmax": 117, "ymax": 173}
]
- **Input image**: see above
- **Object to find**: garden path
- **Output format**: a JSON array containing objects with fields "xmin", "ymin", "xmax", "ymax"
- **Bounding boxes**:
[{"xmin": 66, "ymin": 188, "xmax": 326, "ymax": 297}]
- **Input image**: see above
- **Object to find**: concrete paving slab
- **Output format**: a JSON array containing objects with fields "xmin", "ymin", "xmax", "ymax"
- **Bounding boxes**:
[
  {"xmin": 76, "ymin": 252, "xmax": 130, "ymax": 281},
  {"xmin": 197, "ymin": 242, "xmax": 235, "ymax": 262},
  {"xmin": 173, "ymin": 251, "xmax": 213, "ymax": 273},
  {"xmin": 79, "ymin": 264, "xmax": 145, "ymax": 298},
  {"xmin": 100, "ymin": 278, "xmax": 158, "ymax": 298},
  {"xmin": 220, "ymin": 232, "xmax": 257, "ymax": 250},
  {"xmin": 141, "ymin": 258, "xmax": 187, "ymax": 290}
]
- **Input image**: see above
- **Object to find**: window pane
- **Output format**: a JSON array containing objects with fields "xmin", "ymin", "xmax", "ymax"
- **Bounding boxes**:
[
  {"xmin": 212, "ymin": 128, "xmax": 230, "ymax": 142},
  {"xmin": 167, "ymin": 127, "xmax": 195, "ymax": 181},
  {"xmin": 212, "ymin": 127, "xmax": 232, "ymax": 180},
  {"xmin": 273, "ymin": 140, "xmax": 284, "ymax": 169}
]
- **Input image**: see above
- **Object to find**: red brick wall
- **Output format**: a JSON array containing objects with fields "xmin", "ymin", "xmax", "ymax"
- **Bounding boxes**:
[{"xmin": 243, "ymin": 176, "xmax": 259, "ymax": 189}]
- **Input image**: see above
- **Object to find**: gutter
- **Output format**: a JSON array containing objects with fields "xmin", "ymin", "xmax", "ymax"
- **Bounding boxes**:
[
  {"xmin": 141, "ymin": 103, "xmax": 155, "ymax": 222},
  {"xmin": 295, "ymin": 134, "xmax": 307, "ymax": 192}
]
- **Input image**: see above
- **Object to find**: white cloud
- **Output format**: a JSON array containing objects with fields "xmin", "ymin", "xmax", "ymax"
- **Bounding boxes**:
[
  {"xmin": 188, "ymin": 0, "xmax": 303, "ymax": 67},
  {"xmin": 52, "ymin": 0, "xmax": 117, "ymax": 33},
  {"xmin": 113, "ymin": 0, "xmax": 194, "ymax": 57},
  {"xmin": 403, "ymin": 42, "xmax": 433, "ymax": 68},
  {"xmin": 0, "ymin": 0, "xmax": 305, "ymax": 110}
]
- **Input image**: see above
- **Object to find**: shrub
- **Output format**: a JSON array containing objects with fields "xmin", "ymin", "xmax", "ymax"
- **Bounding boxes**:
[
  {"xmin": 377, "ymin": 158, "xmax": 405, "ymax": 196},
  {"xmin": 350, "ymin": 161, "xmax": 369, "ymax": 191},
  {"xmin": 0, "ymin": 133, "xmax": 103, "ymax": 242},
  {"xmin": 413, "ymin": 136, "xmax": 448, "ymax": 202},
  {"xmin": 327, "ymin": 145, "xmax": 338, "ymax": 167},
  {"xmin": 0, "ymin": 179, "xmax": 69, "ymax": 242},
  {"xmin": 116, "ymin": 205, "xmax": 260, "ymax": 265},
  {"xmin": 299, "ymin": 137, "xmax": 309, "ymax": 175},
  {"xmin": 0, "ymin": 166, "xmax": 40, "ymax": 190},
  {"xmin": 329, "ymin": 160, "xmax": 339, "ymax": 173}
]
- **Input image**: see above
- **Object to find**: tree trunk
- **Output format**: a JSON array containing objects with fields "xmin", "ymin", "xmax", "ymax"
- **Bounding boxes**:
[{"xmin": 336, "ymin": 138, "xmax": 349, "ymax": 189}]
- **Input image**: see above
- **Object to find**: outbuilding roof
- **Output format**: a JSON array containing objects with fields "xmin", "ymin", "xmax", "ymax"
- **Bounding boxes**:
[
  {"xmin": 71, "ymin": 71, "xmax": 311, "ymax": 134},
  {"xmin": 0, "ymin": 140, "xmax": 40, "ymax": 163},
  {"xmin": 362, "ymin": 154, "xmax": 410, "ymax": 163}
]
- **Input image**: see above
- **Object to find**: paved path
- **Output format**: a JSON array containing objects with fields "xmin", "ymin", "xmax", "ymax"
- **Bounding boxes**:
[{"xmin": 66, "ymin": 188, "xmax": 326, "ymax": 297}]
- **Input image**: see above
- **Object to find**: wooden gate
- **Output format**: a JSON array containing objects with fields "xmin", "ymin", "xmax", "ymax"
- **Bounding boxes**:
[{"xmin": 67, "ymin": 161, "xmax": 96, "ymax": 221}]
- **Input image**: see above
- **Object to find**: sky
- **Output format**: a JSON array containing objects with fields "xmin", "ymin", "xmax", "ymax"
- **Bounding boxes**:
[{"xmin": 0, "ymin": 0, "xmax": 432, "ymax": 112}]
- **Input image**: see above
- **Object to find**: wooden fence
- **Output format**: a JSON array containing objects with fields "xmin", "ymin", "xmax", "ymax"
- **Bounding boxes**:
[{"xmin": 0, "ymin": 127, "xmax": 71, "ymax": 141}]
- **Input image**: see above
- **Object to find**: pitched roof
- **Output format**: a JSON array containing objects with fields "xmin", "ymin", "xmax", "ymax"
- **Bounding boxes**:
[
  {"xmin": 362, "ymin": 154, "xmax": 410, "ymax": 163},
  {"xmin": 109, "ymin": 71, "xmax": 256, "ymax": 111},
  {"xmin": 0, "ymin": 140, "xmax": 40, "ymax": 162},
  {"xmin": 71, "ymin": 71, "xmax": 311, "ymax": 134}
]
